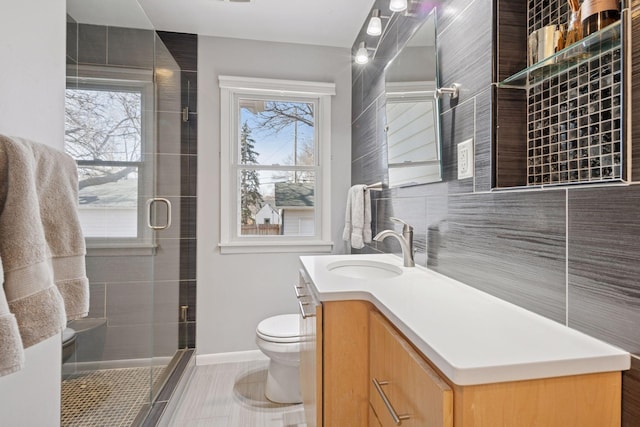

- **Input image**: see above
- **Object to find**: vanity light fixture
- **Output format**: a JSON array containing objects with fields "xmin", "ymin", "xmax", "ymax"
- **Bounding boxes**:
[
  {"xmin": 389, "ymin": 0, "xmax": 408, "ymax": 12},
  {"xmin": 357, "ymin": 2, "xmax": 404, "ymax": 65},
  {"xmin": 367, "ymin": 9, "xmax": 383, "ymax": 36},
  {"xmin": 355, "ymin": 42, "xmax": 370, "ymax": 64}
]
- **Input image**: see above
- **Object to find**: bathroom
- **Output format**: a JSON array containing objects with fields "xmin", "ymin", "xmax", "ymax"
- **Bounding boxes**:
[{"xmin": 1, "ymin": 0, "xmax": 640, "ymax": 425}]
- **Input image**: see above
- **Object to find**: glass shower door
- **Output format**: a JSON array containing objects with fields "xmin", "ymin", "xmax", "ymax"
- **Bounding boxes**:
[{"xmin": 62, "ymin": 0, "xmax": 187, "ymax": 425}]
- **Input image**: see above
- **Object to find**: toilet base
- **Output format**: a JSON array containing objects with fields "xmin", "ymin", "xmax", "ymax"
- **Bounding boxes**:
[{"xmin": 265, "ymin": 359, "xmax": 302, "ymax": 404}]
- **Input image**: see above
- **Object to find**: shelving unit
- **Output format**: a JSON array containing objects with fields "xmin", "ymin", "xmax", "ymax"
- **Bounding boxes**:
[
  {"xmin": 499, "ymin": 22, "xmax": 622, "ymax": 88},
  {"xmin": 496, "ymin": 15, "xmax": 625, "ymax": 186}
]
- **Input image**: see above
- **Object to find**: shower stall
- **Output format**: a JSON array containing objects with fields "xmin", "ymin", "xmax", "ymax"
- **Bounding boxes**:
[{"xmin": 62, "ymin": 0, "xmax": 197, "ymax": 425}]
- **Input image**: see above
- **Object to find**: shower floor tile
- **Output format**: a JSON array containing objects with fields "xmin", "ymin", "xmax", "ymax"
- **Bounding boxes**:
[
  {"xmin": 168, "ymin": 360, "xmax": 306, "ymax": 426},
  {"xmin": 61, "ymin": 366, "xmax": 165, "ymax": 427}
]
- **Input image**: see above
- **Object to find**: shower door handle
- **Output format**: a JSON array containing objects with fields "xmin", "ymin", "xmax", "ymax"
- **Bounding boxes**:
[{"xmin": 146, "ymin": 198, "xmax": 172, "ymax": 230}]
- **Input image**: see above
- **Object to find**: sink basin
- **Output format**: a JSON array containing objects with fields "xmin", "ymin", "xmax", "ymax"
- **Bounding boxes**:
[{"xmin": 326, "ymin": 260, "xmax": 402, "ymax": 279}]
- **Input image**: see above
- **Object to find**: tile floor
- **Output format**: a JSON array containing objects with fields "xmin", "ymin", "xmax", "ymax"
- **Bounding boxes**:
[
  {"xmin": 167, "ymin": 360, "xmax": 306, "ymax": 426},
  {"xmin": 61, "ymin": 366, "xmax": 166, "ymax": 427}
]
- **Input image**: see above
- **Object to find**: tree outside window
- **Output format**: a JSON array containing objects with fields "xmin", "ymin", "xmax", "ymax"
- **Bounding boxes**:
[
  {"xmin": 65, "ymin": 83, "xmax": 148, "ymax": 239},
  {"xmin": 240, "ymin": 122, "xmax": 263, "ymax": 226}
]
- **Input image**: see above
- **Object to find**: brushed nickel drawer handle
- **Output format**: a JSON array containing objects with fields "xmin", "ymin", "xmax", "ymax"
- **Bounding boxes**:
[
  {"xmin": 294, "ymin": 285, "xmax": 308, "ymax": 299},
  {"xmin": 298, "ymin": 301, "xmax": 315, "ymax": 319},
  {"xmin": 372, "ymin": 377, "xmax": 410, "ymax": 426}
]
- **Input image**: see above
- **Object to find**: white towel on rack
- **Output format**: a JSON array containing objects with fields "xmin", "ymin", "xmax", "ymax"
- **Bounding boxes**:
[
  {"xmin": 342, "ymin": 185, "xmax": 372, "ymax": 249},
  {"xmin": 0, "ymin": 134, "xmax": 89, "ymax": 378}
]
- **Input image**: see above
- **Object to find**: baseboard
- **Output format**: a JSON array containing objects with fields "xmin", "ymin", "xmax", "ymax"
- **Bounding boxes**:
[{"xmin": 195, "ymin": 350, "xmax": 267, "ymax": 366}]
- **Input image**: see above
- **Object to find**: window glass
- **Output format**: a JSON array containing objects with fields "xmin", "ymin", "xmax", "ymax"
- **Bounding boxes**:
[
  {"xmin": 239, "ymin": 169, "xmax": 316, "ymax": 236},
  {"xmin": 65, "ymin": 87, "xmax": 143, "ymax": 238},
  {"xmin": 237, "ymin": 99, "xmax": 317, "ymax": 237},
  {"xmin": 238, "ymin": 99, "xmax": 315, "ymax": 166}
]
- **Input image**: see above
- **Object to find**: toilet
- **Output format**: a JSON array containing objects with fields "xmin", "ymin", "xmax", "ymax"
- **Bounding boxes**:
[
  {"xmin": 61, "ymin": 318, "xmax": 108, "ymax": 367},
  {"xmin": 255, "ymin": 314, "xmax": 303, "ymax": 404},
  {"xmin": 62, "ymin": 327, "xmax": 77, "ymax": 364}
]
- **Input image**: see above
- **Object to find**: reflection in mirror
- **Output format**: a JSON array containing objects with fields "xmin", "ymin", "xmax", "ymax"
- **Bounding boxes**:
[{"xmin": 384, "ymin": 10, "xmax": 440, "ymax": 187}]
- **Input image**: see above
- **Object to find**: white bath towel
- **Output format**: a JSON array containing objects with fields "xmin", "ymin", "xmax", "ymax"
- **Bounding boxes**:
[
  {"xmin": 342, "ymin": 185, "xmax": 372, "ymax": 249},
  {"xmin": 0, "ymin": 135, "xmax": 89, "ymax": 377}
]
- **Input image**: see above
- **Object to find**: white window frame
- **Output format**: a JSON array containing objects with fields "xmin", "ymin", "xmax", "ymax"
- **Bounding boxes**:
[
  {"xmin": 66, "ymin": 65, "xmax": 156, "ymax": 256},
  {"xmin": 219, "ymin": 76, "xmax": 335, "ymax": 254}
]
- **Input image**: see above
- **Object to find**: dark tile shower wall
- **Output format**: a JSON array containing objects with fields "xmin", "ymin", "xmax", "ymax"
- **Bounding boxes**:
[
  {"xmin": 157, "ymin": 31, "xmax": 198, "ymax": 349},
  {"xmin": 67, "ymin": 21, "xmax": 197, "ymax": 358},
  {"xmin": 66, "ymin": 14, "xmax": 77, "ymax": 65},
  {"xmin": 351, "ymin": 0, "xmax": 640, "ymax": 423}
]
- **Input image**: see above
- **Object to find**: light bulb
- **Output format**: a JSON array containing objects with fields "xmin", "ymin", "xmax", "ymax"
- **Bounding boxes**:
[
  {"xmin": 367, "ymin": 10, "xmax": 383, "ymax": 36},
  {"xmin": 389, "ymin": 0, "xmax": 407, "ymax": 12},
  {"xmin": 355, "ymin": 42, "xmax": 369, "ymax": 64}
]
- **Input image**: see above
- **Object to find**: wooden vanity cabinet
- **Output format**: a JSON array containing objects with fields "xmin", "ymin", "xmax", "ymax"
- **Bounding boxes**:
[
  {"xmin": 369, "ymin": 310, "xmax": 453, "ymax": 427},
  {"xmin": 369, "ymin": 405, "xmax": 383, "ymax": 427},
  {"xmin": 322, "ymin": 300, "xmax": 371, "ymax": 426},
  {"xmin": 322, "ymin": 301, "xmax": 453, "ymax": 426},
  {"xmin": 320, "ymin": 300, "xmax": 622, "ymax": 427},
  {"xmin": 298, "ymin": 271, "xmax": 323, "ymax": 427}
]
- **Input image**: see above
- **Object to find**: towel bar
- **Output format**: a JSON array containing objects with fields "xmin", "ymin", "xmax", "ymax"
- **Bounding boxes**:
[{"xmin": 364, "ymin": 182, "xmax": 383, "ymax": 191}]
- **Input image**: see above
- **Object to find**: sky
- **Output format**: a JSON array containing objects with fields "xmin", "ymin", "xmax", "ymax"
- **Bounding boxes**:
[
  {"xmin": 240, "ymin": 100, "xmax": 314, "ymax": 167},
  {"xmin": 240, "ymin": 100, "xmax": 315, "ymax": 198}
]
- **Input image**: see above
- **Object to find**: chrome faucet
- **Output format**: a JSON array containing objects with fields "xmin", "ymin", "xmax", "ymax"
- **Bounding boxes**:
[{"xmin": 373, "ymin": 217, "xmax": 415, "ymax": 267}]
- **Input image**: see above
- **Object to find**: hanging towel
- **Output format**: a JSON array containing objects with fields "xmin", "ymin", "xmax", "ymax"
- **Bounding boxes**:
[
  {"xmin": 31, "ymin": 138, "xmax": 89, "ymax": 321},
  {"xmin": 342, "ymin": 185, "xmax": 372, "ymax": 249},
  {"xmin": 0, "ymin": 257, "xmax": 24, "ymax": 376},
  {"xmin": 0, "ymin": 135, "xmax": 89, "ymax": 377}
]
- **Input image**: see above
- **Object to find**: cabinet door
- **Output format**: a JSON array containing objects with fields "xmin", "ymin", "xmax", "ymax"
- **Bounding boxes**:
[
  {"xmin": 369, "ymin": 311, "xmax": 453, "ymax": 427},
  {"xmin": 298, "ymin": 273, "xmax": 322, "ymax": 427},
  {"xmin": 369, "ymin": 405, "xmax": 383, "ymax": 427},
  {"xmin": 323, "ymin": 301, "xmax": 371, "ymax": 426}
]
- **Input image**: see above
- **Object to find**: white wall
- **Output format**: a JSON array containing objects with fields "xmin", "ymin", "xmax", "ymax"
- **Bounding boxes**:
[
  {"xmin": 0, "ymin": 0, "xmax": 66, "ymax": 147},
  {"xmin": 0, "ymin": 0, "xmax": 66, "ymax": 425},
  {"xmin": 197, "ymin": 36, "xmax": 352, "ymax": 355}
]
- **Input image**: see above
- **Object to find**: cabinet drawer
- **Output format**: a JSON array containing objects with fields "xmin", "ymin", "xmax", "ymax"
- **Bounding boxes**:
[{"xmin": 369, "ymin": 310, "xmax": 453, "ymax": 427}]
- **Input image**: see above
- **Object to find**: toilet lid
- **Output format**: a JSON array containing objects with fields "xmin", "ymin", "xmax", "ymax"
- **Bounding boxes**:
[{"xmin": 256, "ymin": 314, "xmax": 302, "ymax": 343}]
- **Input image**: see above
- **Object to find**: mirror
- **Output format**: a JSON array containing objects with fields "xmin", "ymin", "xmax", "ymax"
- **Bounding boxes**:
[{"xmin": 384, "ymin": 11, "xmax": 441, "ymax": 187}]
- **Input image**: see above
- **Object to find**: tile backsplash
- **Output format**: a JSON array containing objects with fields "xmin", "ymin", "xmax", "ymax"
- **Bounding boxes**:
[{"xmin": 351, "ymin": 0, "xmax": 640, "ymax": 424}]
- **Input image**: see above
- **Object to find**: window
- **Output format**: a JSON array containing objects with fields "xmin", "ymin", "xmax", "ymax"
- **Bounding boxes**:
[
  {"xmin": 65, "ymin": 68, "xmax": 154, "ymax": 249},
  {"xmin": 219, "ymin": 76, "xmax": 335, "ymax": 253}
]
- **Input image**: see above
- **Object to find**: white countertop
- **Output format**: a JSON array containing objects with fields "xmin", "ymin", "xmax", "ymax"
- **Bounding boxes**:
[{"xmin": 300, "ymin": 254, "xmax": 630, "ymax": 386}]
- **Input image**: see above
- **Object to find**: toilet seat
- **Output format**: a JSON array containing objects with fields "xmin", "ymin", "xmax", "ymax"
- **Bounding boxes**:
[
  {"xmin": 62, "ymin": 327, "xmax": 76, "ymax": 345},
  {"xmin": 256, "ymin": 314, "xmax": 301, "ymax": 343}
]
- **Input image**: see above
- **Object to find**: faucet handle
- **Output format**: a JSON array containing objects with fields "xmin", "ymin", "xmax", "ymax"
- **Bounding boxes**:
[{"xmin": 390, "ymin": 217, "xmax": 413, "ymax": 232}]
